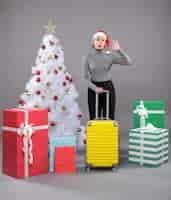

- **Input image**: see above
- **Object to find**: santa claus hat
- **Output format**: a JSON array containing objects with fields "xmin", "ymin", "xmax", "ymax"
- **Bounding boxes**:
[{"xmin": 92, "ymin": 30, "xmax": 110, "ymax": 48}]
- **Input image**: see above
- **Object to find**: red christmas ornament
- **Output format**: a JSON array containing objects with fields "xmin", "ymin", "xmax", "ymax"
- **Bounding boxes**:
[
  {"xmin": 65, "ymin": 75, "xmax": 70, "ymax": 81},
  {"xmin": 77, "ymin": 113, "xmax": 83, "ymax": 118},
  {"xmin": 36, "ymin": 90, "xmax": 41, "ymax": 95},
  {"xmin": 18, "ymin": 99, "xmax": 25, "ymax": 105},
  {"xmin": 53, "ymin": 96, "xmax": 58, "ymax": 101},
  {"xmin": 54, "ymin": 69, "xmax": 58, "ymax": 74},
  {"xmin": 36, "ymin": 70, "xmax": 41, "ymax": 75},
  {"xmin": 50, "ymin": 122, "xmax": 56, "ymax": 127},
  {"xmin": 36, "ymin": 77, "xmax": 41, "ymax": 82}
]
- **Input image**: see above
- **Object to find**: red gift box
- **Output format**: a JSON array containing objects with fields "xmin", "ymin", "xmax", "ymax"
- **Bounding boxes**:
[
  {"xmin": 2, "ymin": 108, "xmax": 49, "ymax": 179},
  {"xmin": 54, "ymin": 146, "xmax": 76, "ymax": 174}
]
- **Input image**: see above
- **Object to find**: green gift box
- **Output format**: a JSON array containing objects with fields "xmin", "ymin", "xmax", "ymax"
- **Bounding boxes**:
[
  {"xmin": 133, "ymin": 100, "xmax": 165, "ymax": 128},
  {"xmin": 128, "ymin": 124, "xmax": 169, "ymax": 167}
]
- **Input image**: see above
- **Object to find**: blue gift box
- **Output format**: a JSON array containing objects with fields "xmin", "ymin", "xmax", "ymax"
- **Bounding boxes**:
[{"xmin": 49, "ymin": 135, "xmax": 76, "ymax": 172}]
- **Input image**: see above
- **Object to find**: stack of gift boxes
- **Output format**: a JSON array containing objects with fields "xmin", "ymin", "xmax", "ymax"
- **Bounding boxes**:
[{"xmin": 128, "ymin": 100, "xmax": 169, "ymax": 167}]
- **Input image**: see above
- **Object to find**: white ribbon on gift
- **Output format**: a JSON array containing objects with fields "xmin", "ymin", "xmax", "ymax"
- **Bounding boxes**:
[
  {"xmin": 140, "ymin": 130, "xmax": 144, "ymax": 166},
  {"xmin": 139, "ymin": 123, "xmax": 166, "ymax": 165},
  {"xmin": 133, "ymin": 100, "xmax": 165, "ymax": 128},
  {"xmin": 2, "ymin": 109, "xmax": 48, "ymax": 178},
  {"xmin": 139, "ymin": 123, "xmax": 156, "ymax": 165},
  {"xmin": 19, "ymin": 123, "xmax": 35, "ymax": 165}
]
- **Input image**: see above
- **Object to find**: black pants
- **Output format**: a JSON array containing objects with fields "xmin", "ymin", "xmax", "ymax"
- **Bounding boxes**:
[{"xmin": 88, "ymin": 80, "xmax": 116, "ymax": 120}]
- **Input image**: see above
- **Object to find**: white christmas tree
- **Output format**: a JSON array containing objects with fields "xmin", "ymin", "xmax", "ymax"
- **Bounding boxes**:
[{"xmin": 18, "ymin": 20, "xmax": 83, "ymax": 137}]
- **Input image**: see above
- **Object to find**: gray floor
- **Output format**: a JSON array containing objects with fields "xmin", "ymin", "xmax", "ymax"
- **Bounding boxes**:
[{"xmin": 0, "ymin": 133, "xmax": 171, "ymax": 200}]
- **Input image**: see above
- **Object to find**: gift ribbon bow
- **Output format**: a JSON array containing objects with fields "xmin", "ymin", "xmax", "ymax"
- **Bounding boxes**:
[
  {"xmin": 138, "ymin": 123, "xmax": 158, "ymax": 131},
  {"xmin": 134, "ymin": 100, "xmax": 165, "ymax": 128},
  {"xmin": 134, "ymin": 100, "xmax": 148, "ymax": 128},
  {"xmin": 18, "ymin": 123, "xmax": 35, "ymax": 165}
]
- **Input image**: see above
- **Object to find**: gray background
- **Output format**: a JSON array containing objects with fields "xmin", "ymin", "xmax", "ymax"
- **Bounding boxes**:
[
  {"xmin": 0, "ymin": 0, "xmax": 171, "ymax": 199},
  {"xmin": 0, "ymin": 0, "xmax": 170, "ymax": 133}
]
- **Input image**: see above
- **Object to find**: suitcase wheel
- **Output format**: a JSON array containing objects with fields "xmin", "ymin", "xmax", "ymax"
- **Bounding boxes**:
[
  {"xmin": 112, "ymin": 165, "xmax": 118, "ymax": 172},
  {"xmin": 85, "ymin": 164, "xmax": 91, "ymax": 172}
]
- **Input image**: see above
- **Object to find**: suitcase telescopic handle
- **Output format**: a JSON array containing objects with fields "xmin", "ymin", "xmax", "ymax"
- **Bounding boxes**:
[{"xmin": 95, "ymin": 90, "xmax": 109, "ymax": 120}]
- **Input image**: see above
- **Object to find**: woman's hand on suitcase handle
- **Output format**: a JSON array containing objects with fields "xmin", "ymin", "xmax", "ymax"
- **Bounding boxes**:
[{"xmin": 95, "ymin": 87, "xmax": 104, "ymax": 94}]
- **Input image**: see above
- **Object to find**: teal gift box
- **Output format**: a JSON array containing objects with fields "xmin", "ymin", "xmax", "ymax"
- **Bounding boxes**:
[
  {"xmin": 49, "ymin": 135, "xmax": 76, "ymax": 172},
  {"xmin": 133, "ymin": 100, "xmax": 165, "ymax": 128},
  {"xmin": 128, "ymin": 124, "xmax": 169, "ymax": 167}
]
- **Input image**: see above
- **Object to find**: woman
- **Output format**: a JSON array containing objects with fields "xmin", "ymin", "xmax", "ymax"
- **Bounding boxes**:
[{"xmin": 84, "ymin": 30, "xmax": 132, "ymax": 120}]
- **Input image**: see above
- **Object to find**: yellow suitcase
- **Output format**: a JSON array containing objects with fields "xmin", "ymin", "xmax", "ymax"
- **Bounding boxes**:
[{"xmin": 85, "ymin": 90, "xmax": 119, "ymax": 171}]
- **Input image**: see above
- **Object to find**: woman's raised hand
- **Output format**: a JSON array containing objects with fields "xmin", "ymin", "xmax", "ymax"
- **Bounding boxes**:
[{"xmin": 112, "ymin": 40, "xmax": 121, "ymax": 51}]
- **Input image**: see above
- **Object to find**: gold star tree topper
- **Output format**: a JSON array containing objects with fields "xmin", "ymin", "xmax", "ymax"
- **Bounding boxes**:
[{"xmin": 44, "ymin": 19, "xmax": 56, "ymax": 33}]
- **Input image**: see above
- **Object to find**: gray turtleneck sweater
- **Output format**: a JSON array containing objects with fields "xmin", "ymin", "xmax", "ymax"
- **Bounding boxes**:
[{"xmin": 83, "ymin": 48, "xmax": 132, "ymax": 91}]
